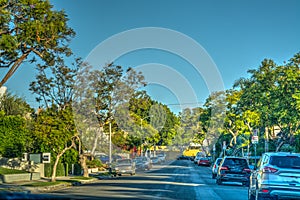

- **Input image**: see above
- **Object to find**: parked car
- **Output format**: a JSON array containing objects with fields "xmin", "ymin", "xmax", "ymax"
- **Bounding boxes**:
[
  {"xmin": 114, "ymin": 158, "xmax": 135, "ymax": 176},
  {"xmin": 134, "ymin": 156, "xmax": 152, "ymax": 171},
  {"xmin": 157, "ymin": 153, "xmax": 166, "ymax": 163},
  {"xmin": 216, "ymin": 156, "xmax": 251, "ymax": 186},
  {"xmin": 198, "ymin": 157, "xmax": 211, "ymax": 166},
  {"xmin": 248, "ymin": 152, "xmax": 300, "ymax": 200},
  {"xmin": 150, "ymin": 156, "xmax": 160, "ymax": 164},
  {"xmin": 95, "ymin": 154, "xmax": 109, "ymax": 164},
  {"xmin": 194, "ymin": 152, "xmax": 205, "ymax": 164},
  {"xmin": 112, "ymin": 154, "xmax": 123, "ymax": 162},
  {"xmin": 211, "ymin": 158, "xmax": 223, "ymax": 179}
]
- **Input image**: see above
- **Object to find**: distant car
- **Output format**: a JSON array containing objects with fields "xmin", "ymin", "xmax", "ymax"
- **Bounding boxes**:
[
  {"xmin": 198, "ymin": 157, "xmax": 211, "ymax": 166},
  {"xmin": 114, "ymin": 158, "xmax": 135, "ymax": 176},
  {"xmin": 211, "ymin": 158, "xmax": 223, "ymax": 179},
  {"xmin": 135, "ymin": 156, "xmax": 152, "ymax": 171},
  {"xmin": 157, "ymin": 153, "xmax": 166, "ymax": 163},
  {"xmin": 248, "ymin": 152, "xmax": 300, "ymax": 200},
  {"xmin": 194, "ymin": 152, "xmax": 205, "ymax": 164},
  {"xmin": 150, "ymin": 156, "xmax": 160, "ymax": 164},
  {"xmin": 95, "ymin": 154, "xmax": 109, "ymax": 164},
  {"xmin": 112, "ymin": 155, "xmax": 123, "ymax": 162},
  {"xmin": 216, "ymin": 156, "xmax": 251, "ymax": 186}
]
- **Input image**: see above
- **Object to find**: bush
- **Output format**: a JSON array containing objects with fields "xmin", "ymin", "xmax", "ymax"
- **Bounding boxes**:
[
  {"xmin": 44, "ymin": 162, "xmax": 66, "ymax": 177},
  {"xmin": 73, "ymin": 163, "xmax": 82, "ymax": 175},
  {"xmin": 86, "ymin": 159, "xmax": 102, "ymax": 168}
]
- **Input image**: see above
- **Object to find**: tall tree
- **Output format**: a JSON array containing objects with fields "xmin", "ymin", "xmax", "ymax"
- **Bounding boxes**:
[
  {"xmin": 73, "ymin": 63, "xmax": 147, "ymax": 176},
  {"xmin": 0, "ymin": 0, "xmax": 75, "ymax": 87},
  {"xmin": 30, "ymin": 56, "xmax": 80, "ymax": 181},
  {"xmin": 32, "ymin": 106, "xmax": 77, "ymax": 182}
]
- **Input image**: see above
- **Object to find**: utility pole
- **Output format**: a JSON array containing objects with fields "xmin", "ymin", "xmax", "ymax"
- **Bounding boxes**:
[{"xmin": 109, "ymin": 121, "xmax": 112, "ymax": 164}]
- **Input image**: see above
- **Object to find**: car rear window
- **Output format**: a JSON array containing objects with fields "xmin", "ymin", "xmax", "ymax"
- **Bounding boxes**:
[
  {"xmin": 270, "ymin": 156, "xmax": 300, "ymax": 169},
  {"xmin": 223, "ymin": 158, "xmax": 248, "ymax": 167},
  {"xmin": 117, "ymin": 159, "xmax": 131, "ymax": 165}
]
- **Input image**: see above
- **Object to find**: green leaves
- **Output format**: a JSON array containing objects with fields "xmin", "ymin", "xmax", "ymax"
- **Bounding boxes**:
[
  {"xmin": 0, "ymin": 114, "xmax": 30, "ymax": 158},
  {"xmin": 0, "ymin": 0, "xmax": 75, "ymax": 86}
]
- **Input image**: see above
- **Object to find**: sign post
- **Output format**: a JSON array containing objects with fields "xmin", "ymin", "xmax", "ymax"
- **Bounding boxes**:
[
  {"xmin": 252, "ymin": 129, "xmax": 259, "ymax": 166},
  {"xmin": 222, "ymin": 141, "xmax": 226, "ymax": 157}
]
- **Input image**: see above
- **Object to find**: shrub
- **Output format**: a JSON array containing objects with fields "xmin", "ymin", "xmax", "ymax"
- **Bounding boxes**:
[{"xmin": 86, "ymin": 159, "xmax": 102, "ymax": 168}]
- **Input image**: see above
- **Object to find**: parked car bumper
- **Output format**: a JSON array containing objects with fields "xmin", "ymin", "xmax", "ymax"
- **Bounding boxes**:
[
  {"xmin": 258, "ymin": 185, "xmax": 300, "ymax": 199},
  {"xmin": 115, "ymin": 169, "xmax": 135, "ymax": 175},
  {"xmin": 219, "ymin": 174, "xmax": 250, "ymax": 183}
]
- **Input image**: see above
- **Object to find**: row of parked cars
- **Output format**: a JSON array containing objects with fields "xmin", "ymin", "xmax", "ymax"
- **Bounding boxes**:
[
  {"xmin": 211, "ymin": 152, "xmax": 300, "ymax": 200},
  {"xmin": 113, "ymin": 152, "xmax": 167, "ymax": 176}
]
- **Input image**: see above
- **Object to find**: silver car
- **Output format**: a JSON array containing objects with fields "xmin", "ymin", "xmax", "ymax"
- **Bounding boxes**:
[
  {"xmin": 114, "ymin": 158, "xmax": 136, "ymax": 176},
  {"xmin": 211, "ymin": 157, "xmax": 223, "ymax": 179},
  {"xmin": 248, "ymin": 152, "xmax": 300, "ymax": 200}
]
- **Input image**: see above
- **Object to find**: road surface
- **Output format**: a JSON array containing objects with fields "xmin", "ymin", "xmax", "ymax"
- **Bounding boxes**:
[{"xmin": 44, "ymin": 160, "xmax": 248, "ymax": 200}]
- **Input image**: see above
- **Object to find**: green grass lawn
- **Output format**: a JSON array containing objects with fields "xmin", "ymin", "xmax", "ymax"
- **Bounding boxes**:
[
  {"xmin": 70, "ymin": 176, "xmax": 94, "ymax": 180},
  {"xmin": 0, "ymin": 167, "xmax": 28, "ymax": 175},
  {"xmin": 22, "ymin": 177, "xmax": 94, "ymax": 187},
  {"xmin": 22, "ymin": 180, "xmax": 72, "ymax": 187}
]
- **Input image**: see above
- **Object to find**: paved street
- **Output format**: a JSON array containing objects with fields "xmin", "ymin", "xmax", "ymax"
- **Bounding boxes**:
[{"xmin": 42, "ymin": 160, "xmax": 248, "ymax": 200}]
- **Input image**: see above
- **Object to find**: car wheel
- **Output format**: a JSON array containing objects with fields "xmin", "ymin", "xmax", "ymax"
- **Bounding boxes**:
[{"xmin": 118, "ymin": 174, "xmax": 121, "ymax": 176}]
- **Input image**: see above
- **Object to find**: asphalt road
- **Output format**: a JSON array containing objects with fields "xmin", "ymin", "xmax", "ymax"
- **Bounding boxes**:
[{"xmin": 43, "ymin": 160, "xmax": 248, "ymax": 200}]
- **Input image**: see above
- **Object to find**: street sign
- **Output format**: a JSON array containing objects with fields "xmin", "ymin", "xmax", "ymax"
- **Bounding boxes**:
[{"xmin": 252, "ymin": 135, "xmax": 258, "ymax": 144}]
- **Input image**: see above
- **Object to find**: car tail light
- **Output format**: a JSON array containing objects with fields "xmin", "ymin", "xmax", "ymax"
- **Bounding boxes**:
[
  {"xmin": 263, "ymin": 166, "xmax": 278, "ymax": 173},
  {"xmin": 243, "ymin": 168, "xmax": 251, "ymax": 173},
  {"xmin": 213, "ymin": 164, "xmax": 216, "ymax": 169},
  {"xmin": 262, "ymin": 189, "xmax": 269, "ymax": 193},
  {"xmin": 220, "ymin": 166, "xmax": 229, "ymax": 171}
]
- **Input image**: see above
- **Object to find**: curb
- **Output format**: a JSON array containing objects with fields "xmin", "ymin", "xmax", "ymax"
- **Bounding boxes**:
[
  {"xmin": 31, "ymin": 178, "xmax": 99, "ymax": 193},
  {"xmin": 0, "ymin": 177, "xmax": 100, "ymax": 194}
]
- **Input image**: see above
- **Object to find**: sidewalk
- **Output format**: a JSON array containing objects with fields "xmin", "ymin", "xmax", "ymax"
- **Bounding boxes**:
[{"xmin": 0, "ymin": 173, "xmax": 112, "ymax": 194}]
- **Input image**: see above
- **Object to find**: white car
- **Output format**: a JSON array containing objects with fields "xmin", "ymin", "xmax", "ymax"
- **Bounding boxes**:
[{"xmin": 211, "ymin": 157, "xmax": 222, "ymax": 178}]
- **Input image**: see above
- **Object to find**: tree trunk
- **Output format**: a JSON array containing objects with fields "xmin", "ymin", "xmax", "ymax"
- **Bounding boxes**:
[
  {"xmin": 80, "ymin": 154, "xmax": 89, "ymax": 177},
  {"xmin": 265, "ymin": 127, "xmax": 269, "ymax": 152},
  {"xmin": 51, "ymin": 139, "xmax": 75, "ymax": 182},
  {"xmin": 276, "ymin": 141, "xmax": 284, "ymax": 152},
  {"xmin": 51, "ymin": 155, "xmax": 61, "ymax": 182},
  {"xmin": 91, "ymin": 127, "xmax": 103, "ymax": 156}
]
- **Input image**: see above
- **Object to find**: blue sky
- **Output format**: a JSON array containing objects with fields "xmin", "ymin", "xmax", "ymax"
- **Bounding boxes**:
[{"xmin": 2, "ymin": 0, "xmax": 300, "ymax": 114}]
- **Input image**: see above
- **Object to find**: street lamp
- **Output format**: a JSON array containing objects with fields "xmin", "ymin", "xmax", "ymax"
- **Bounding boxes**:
[{"xmin": 140, "ymin": 115, "xmax": 152, "ymax": 157}]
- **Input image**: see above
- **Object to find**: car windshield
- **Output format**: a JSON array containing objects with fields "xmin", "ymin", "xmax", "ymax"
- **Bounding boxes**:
[
  {"xmin": 270, "ymin": 156, "xmax": 300, "ymax": 169},
  {"xmin": 223, "ymin": 158, "xmax": 248, "ymax": 167},
  {"xmin": 116, "ymin": 159, "xmax": 131, "ymax": 165}
]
